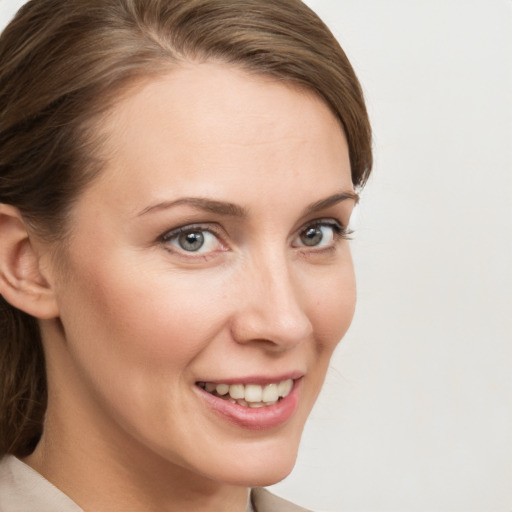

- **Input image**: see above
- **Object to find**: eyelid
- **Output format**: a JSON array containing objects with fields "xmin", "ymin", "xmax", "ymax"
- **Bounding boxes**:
[{"xmin": 160, "ymin": 223, "xmax": 221, "ymax": 242}]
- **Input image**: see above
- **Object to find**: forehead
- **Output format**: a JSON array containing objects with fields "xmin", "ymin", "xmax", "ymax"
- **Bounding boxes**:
[{"xmin": 84, "ymin": 62, "xmax": 352, "ymax": 215}]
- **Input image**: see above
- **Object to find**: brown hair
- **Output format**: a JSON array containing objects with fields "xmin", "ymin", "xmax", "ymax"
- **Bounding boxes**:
[{"xmin": 0, "ymin": 0, "xmax": 372, "ymax": 457}]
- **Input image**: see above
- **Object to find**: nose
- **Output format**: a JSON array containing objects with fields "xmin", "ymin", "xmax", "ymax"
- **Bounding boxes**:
[{"xmin": 230, "ymin": 253, "xmax": 313, "ymax": 351}]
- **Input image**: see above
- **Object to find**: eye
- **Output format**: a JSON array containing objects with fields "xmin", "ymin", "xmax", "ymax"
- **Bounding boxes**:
[
  {"xmin": 162, "ymin": 226, "xmax": 223, "ymax": 254},
  {"xmin": 293, "ymin": 221, "xmax": 345, "ymax": 249}
]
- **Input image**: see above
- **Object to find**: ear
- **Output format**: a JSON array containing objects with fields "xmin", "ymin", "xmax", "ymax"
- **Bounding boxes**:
[{"xmin": 0, "ymin": 204, "xmax": 59, "ymax": 319}]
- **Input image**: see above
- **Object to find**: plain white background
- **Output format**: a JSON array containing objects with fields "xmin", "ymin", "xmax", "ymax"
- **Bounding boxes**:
[{"xmin": 1, "ymin": 1, "xmax": 511, "ymax": 511}]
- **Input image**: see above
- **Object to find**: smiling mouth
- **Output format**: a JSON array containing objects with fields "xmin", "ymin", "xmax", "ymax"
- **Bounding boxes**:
[{"xmin": 197, "ymin": 379, "xmax": 294, "ymax": 408}]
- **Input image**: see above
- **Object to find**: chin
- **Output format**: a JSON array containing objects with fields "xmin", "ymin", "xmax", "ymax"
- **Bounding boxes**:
[
  {"xmin": 245, "ymin": 462, "xmax": 297, "ymax": 488},
  {"xmin": 201, "ymin": 435, "xmax": 302, "ymax": 488},
  {"xmin": 213, "ymin": 458, "xmax": 298, "ymax": 488}
]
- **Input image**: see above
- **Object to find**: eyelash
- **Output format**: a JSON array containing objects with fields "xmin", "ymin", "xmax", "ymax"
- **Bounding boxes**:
[
  {"xmin": 160, "ymin": 224, "xmax": 226, "ymax": 256},
  {"xmin": 159, "ymin": 219, "xmax": 352, "ymax": 258},
  {"xmin": 293, "ymin": 220, "xmax": 352, "ymax": 249}
]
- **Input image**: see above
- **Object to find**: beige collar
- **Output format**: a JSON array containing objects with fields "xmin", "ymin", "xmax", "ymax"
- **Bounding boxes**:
[{"xmin": 0, "ymin": 456, "xmax": 310, "ymax": 512}]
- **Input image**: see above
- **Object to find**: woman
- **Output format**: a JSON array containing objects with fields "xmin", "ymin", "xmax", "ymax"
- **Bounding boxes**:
[{"xmin": 0, "ymin": 0, "xmax": 372, "ymax": 510}]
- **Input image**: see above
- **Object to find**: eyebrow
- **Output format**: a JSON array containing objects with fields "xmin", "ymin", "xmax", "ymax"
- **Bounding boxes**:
[
  {"xmin": 303, "ymin": 191, "xmax": 359, "ymax": 216},
  {"xmin": 138, "ymin": 197, "xmax": 247, "ymax": 217},
  {"xmin": 137, "ymin": 190, "xmax": 359, "ymax": 218}
]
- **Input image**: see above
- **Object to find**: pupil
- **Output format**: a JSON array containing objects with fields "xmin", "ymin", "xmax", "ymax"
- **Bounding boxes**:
[
  {"xmin": 301, "ymin": 227, "xmax": 322, "ymax": 246},
  {"xmin": 179, "ymin": 231, "xmax": 204, "ymax": 251}
]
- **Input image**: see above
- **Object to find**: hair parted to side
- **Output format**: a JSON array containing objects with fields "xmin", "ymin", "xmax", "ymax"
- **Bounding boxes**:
[{"xmin": 0, "ymin": 0, "xmax": 372, "ymax": 457}]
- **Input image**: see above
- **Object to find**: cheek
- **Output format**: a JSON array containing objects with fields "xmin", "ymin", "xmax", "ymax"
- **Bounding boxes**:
[
  {"xmin": 61, "ymin": 264, "xmax": 227, "ymax": 370},
  {"xmin": 307, "ymin": 257, "xmax": 356, "ymax": 353},
  {"xmin": 53, "ymin": 256, "xmax": 233, "ymax": 442},
  {"xmin": 74, "ymin": 253, "xmax": 271, "ymax": 381}
]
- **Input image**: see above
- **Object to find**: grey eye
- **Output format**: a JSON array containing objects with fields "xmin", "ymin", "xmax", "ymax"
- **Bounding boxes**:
[
  {"xmin": 164, "ymin": 227, "xmax": 221, "ymax": 254},
  {"xmin": 300, "ymin": 226, "xmax": 324, "ymax": 247},
  {"xmin": 178, "ymin": 231, "xmax": 205, "ymax": 251},
  {"xmin": 294, "ymin": 223, "xmax": 338, "ymax": 248}
]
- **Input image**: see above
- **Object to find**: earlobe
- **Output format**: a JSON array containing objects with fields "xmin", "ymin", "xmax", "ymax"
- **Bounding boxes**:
[{"xmin": 0, "ymin": 204, "xmax": 59, "ymax": 319}]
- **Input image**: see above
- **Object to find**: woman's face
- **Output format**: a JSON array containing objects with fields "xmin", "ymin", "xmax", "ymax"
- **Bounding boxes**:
[{"xmin": 46, "ymin": 63, "xmax": 356, "ymax": 487}]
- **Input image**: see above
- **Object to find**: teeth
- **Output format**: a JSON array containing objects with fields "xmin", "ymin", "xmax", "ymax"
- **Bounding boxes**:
[
  {"xmin": 244, "ymin": 384, "xmax": 262, "ymax": 403},
  {"xmin": 262, "ymin": 383, "xmax": 279, "ymax": 403},
  {"xmin": 200, "ymin": 378, "xmax": 294, "ymax": 408},
  {"xmin": 229, "ymin": 384, "xmax": 245, "ymax": 400},
  {"xmin": 278, "ymin": 379, "xmax": 293, "ymax": 398},
  {"xmin": 216, "ymin": 383, "xmax": 229, "ymax": 396}
]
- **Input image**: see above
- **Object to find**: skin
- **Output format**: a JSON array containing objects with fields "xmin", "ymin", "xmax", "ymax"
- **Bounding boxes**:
[{"xmin": 24, "ymin": 62, "xmax": 357, "ymax": 512}]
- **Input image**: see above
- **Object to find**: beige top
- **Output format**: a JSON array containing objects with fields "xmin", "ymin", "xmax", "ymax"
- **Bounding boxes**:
[{"xmin": 0, "ymin": 455, "xmax": 310, "ymax": 512}]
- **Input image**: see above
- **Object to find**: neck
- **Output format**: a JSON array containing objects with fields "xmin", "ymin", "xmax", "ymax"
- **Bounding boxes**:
[{"xmin": 25, "ymin": 426, "xmax": 250, "ymax": 512}]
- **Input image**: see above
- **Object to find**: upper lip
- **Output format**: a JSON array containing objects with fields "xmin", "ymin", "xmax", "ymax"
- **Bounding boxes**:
[{"xmin": 195, "ymin": 371, "xmax": 304, "ymax": 386}]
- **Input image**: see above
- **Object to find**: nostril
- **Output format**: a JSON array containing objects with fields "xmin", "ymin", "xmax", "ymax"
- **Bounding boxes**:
[
  {"xmin": 230, "ymin": 312, "xmax": 312, "ymax": 350},
  {"xmin": 229, "ymin": 263, "xmax": 313, "ymax": 348}
]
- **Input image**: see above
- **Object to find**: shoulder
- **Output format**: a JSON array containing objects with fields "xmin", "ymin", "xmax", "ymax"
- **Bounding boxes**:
[
  {"xmin": 0, "ymin": 455, "xmax": 83, "ymax": 512},
  {"xmin": 0, "ymin": 457, "xmax": 311, "ymax": 512},
  {"xmin": 251, "ymin": 488, "xmax": 313, "ymax": 512}
]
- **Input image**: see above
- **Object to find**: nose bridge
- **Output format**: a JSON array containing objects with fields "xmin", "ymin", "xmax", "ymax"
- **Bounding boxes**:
[
  {"xmin": 259, "ymin": 250, "xmax": 297, "ymax": 311},
  {"xmin": 233, "ymin": 245, "xmax": 313, "ymax": 348}
]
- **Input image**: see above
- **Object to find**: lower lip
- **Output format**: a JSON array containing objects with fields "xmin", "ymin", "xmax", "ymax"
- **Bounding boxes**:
[{"xmin": 196, "ymin": 380, "xmax": 301, "ymax": 430}]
